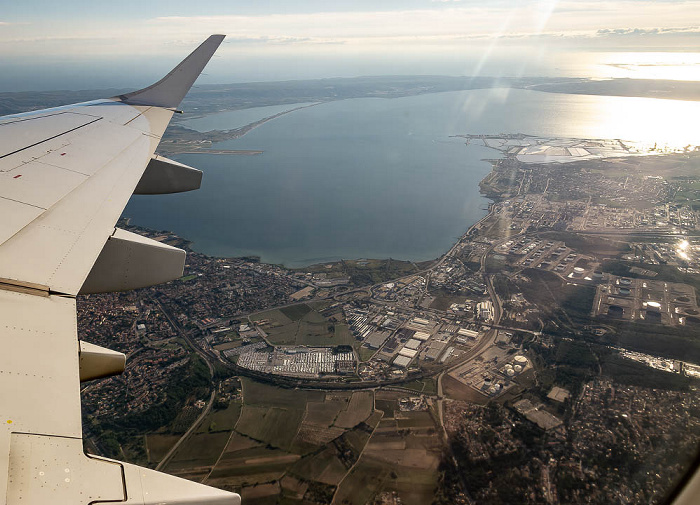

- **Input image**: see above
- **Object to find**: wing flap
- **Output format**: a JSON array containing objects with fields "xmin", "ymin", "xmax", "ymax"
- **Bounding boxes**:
[
  {"xmin": 121, "ymin": 460, "xmax": 241, "ymax": 505},
  {"xmin": 6, "ymin": 435, "xmax": 125, "ymax": 505},
  {"xmin": 0, "ymin": 198, "xmax": 44, "ymax": 245},
  {"xmin": 0, "ymin": 290, "xmax": 81, "ymax": 438}
]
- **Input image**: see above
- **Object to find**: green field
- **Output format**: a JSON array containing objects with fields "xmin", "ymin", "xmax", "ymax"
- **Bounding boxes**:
[
  {"xmin": 429, "ymin": 291, "xmax": 469, "ymax": 311},
  {"xmin": 333, "ymin": 409, "xmax": 441, "ymax": 505},
  {"xmin": 396, "ymin": 411, "xmax": 436, "ymax": 429},
  {"xmin": 518, "ymin": 268, "xmax": 596, "ymax": 320},
  {"xmin": 358, "ymin": 346, "xmax": 376, "ymax": 361},
  {"xmin": 290, "ymin": 446, "xmax": 347, "ymax": 485},
  {"xmin": 374, "ymin": 399, "xmax": 397, "ymax": 417},
  {"xmin": 236, "ymin": 406, "xmax": 305, "ymax": 451},
  {"xmin": 167, "ymin": 379, "xmax": 383, "ymax": 497},
  {"xmin": 251, "ymin": 309, "xmax": 293, "ymax": 327},
  {"xmin": 280, "ymin": 304, "xmax": 312, "ymax": 321},
  {"xmin": 538, "ymin": 231, "xmax": 630, "ymax": 258},
  {"xmin": 298, "ymin": 258, "xmax": 421, "ymax": 287},
  {"xmin": 241, "ymin": 378, "xmax": 324, "ymax": 408},
  {"xmin": 145, "ymin": 434, "xmax": 180, "ymax": 464},
  {"xmin": 333, "ymin": 459, "xmax": 390, "ymax": 505},
  {"xmin": 291, "ymin": 416, "xmax": 379, "ymax": 487},
  {"xmin": 334, "ymin": 391, "xmax": 374, "ymax": 428},
  {"xmin": 304, "ymin": 400, "xmax": 345, "ymax": 427},
  {"xmin": 250, "ymin": 307, "xmax": 356, "ymax": 347},
  {"xmin": 213, "ymin": 341, "xmax": 241, "ymax": 351},
  {"xmin": 401, "ymin": 378, "xmax": 437, "ymax": 395},
  {"xmin": 165, "ymin": 431, "xmax": 232, "ymax": 470},
  {"xmin": 197, "ymin": 401, "xmax": 242, "ymax": 434}
]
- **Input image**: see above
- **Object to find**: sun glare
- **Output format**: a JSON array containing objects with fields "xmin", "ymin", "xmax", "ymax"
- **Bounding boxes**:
[
  {"xmin": 599, "ymin": 52, "xmax": 700, "ymax": 81},
  {"xmin": 570, "ymin": 93, "xmax": 700, "ymax": 150}
]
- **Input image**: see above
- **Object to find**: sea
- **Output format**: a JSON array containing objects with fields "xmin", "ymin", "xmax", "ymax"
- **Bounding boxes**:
[{"xmin": 123, "ymin": 88, "xmax": 700, "ymax": 267}]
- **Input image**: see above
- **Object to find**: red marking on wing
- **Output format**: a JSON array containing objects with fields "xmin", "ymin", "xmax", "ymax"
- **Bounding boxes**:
[{"xmin": 13, "ymin": 175, "xmax": 22, "ymax": 179}]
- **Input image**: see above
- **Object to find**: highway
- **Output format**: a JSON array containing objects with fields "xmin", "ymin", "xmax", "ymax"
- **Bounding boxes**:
[{"xmin": 156, "ymin": 388, "xmax": 215, "ymax": 471}]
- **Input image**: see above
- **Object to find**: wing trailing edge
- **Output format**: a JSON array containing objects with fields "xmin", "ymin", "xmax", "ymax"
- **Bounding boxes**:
[{"xmin": 116, "ymin": 34, "xmax": 225, "ymax": 108}]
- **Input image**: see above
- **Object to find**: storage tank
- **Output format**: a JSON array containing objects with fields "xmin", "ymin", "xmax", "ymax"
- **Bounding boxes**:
[{"xmin": 647, "ymin": 301, "xmax": 662, "ymax": 311}]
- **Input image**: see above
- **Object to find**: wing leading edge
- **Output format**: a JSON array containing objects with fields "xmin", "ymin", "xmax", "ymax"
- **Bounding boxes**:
[{"xmin": 0, "ymin": 35, "xmax": 241, "ymax": 504}]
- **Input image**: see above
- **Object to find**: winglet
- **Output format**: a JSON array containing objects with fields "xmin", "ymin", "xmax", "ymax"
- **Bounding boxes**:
[{"xmin": 116, "ymin": 34, "xmax": 225, "ymax": 108}]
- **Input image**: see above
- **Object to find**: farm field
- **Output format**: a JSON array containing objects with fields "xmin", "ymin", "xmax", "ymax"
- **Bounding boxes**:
[
  {"xmin": 442, "ymin": 374, "xmax": 489, "ymax": 404},
  {"xmin": 250, "ymin": 304, "xmax": 356, "ymax": 347},
  {"xmin": 207, "ymin": 444, "xmax": 299, "ymax": 489},
  {"xmin": 374, "ymin": 390, "xmax": 404, "ymax": 418},
  {"xmin": 197, "ymin": 400, "xmax": 242, "ymax": 434},
  {"xmin": 164, "ymin": 431, "xmax": 232, "ymax": 471},
  {"xmin": 334, "ymin": 391, "xmax": 373, "ymax": 428},
  {"xmin": 280, "ymin": 303, "xmax": 312, "ymax": 321},
  {"xmin": 401, "ymin": 378, "xmax": 437, "ymax": 395},
  {"xmin": 395, "ymin": 411, "xmax": 436, "ymax": 429},
  {"xmin": 290, "ymin": 414, "xmax": 381, "ymax": 487},
  {"xmin": 241, "ymin": 378, "xmax": 324, "ymax": 408},
  {"xmin": 304, "ymin": 399, "xmax": 346, "ymax": 427},
  {"xmin": 235, "ymin": 406, "xmax": 305, "ymax": 451},
  {"xmin": 145, "ymin": 434, "xmax": 180, "ymax": 464},
  {"xmin": 187, "ymin": 380, "xmax": 375, "ymax": 497},
  {"xmin": 213, "ymin": 341, "xmax": 240, "ymax": 351},
  {"xmin": 358, "ymin": 346, "xmax": 376, "ymax": 361},
  {"xmin": 334, "ymin": 406, "xmax": 441, "ymax": 505},
  {"xmin": 152, "ymin": 377, "xmax": 444, "ymax": 504}
]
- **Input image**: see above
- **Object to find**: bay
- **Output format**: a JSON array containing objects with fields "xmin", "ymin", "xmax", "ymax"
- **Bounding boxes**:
[{"xmin": 124, "ymin": 88, "xmax": 700, "ymax": 267}]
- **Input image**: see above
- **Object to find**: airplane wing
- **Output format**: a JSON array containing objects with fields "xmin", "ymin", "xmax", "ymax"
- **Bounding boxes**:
[{"xmin": 0, "ymin": 35, "xmax": 241, "ymax": 504}]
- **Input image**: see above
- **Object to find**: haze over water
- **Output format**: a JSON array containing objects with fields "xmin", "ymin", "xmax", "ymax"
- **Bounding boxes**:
[{"xmin": 124, "ymin": 88, "xmax": 700, "ymax": 267}]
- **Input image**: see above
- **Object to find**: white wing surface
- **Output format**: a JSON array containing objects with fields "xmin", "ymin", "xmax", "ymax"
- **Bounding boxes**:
[{"xmin": 0, "ymin": 35, "xmax": 241, "ymax": 504}]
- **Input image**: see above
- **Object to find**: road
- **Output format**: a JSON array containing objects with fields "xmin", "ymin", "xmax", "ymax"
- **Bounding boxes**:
[
  {"xmin": 435, "ymin": 232, "xmax": 512, "ymax": 435},
  {"xmin": 330, "ymin": 410, "xmax": 385, "ymax": 504},
  {"xmin": 149, "ymin": 295, "xmax": 221, "ymax": 472},
  {"xmin": 150, "ymin": 295, "xmax": 217, "ymax": 375},
  {"xmin": 156, "ymin": 388, "xmax": 216, "ymax": 471}
]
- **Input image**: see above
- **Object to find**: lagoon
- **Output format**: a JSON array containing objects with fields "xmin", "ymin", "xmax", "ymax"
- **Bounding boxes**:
[{"xmin": 124, "ymin": 88, "xmax": 700, "ymax": 267}]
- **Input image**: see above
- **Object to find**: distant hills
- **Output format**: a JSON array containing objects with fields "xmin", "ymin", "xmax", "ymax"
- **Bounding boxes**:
[{"xmin": 2, "ymin": 76, "xmax": 698, "ymax": 117}]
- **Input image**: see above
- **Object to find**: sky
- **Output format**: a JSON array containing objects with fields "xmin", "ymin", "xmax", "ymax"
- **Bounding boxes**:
[{"xmin": 1, "ymin": 1, "xmax": 700, "ymax": 90}]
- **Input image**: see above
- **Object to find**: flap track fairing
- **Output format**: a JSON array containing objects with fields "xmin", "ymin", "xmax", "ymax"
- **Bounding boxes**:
[
  {"xmin": 134, "ymin": 155, "xmax": 202, "ymax": 195},
  {"xmin": 79, "ymin": 228, "xmax": 185, "ymax": 295}
]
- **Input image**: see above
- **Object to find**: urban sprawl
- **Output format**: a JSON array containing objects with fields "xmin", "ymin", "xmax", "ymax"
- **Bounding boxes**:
[{"xmin": 79, "ymin": 132, "xmax": 700, "ymax": 505}]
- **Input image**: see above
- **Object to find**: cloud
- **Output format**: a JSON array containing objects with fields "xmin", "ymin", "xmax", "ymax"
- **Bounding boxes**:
[
  {"xmin": 222, "ymin": 35, "xmax": 343, "ymax": 45},
  {"xmin": 149, "ymin": 3, "xmax": 700, "ymax": 43},
  {"xmin": 2, "ymin": 1, "xmax": 700, "ymax": 60},
  {"xmin": 597, "ymin": 26, "xmax": 700, "ymax": 36}
]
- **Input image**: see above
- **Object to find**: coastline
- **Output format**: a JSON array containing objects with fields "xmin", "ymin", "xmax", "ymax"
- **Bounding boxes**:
[{"xmin": 157, "ymin": 103, "xmax": 321, "ymax": 156}]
